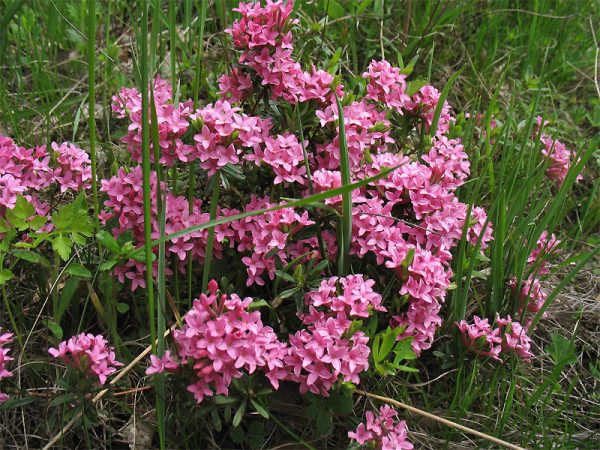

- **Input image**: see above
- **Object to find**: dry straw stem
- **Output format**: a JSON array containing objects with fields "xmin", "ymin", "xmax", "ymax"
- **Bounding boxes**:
[
  {"xmin": 354, "ymin": 389, "xmax": 526, "ymax": 450},
  {"xmin": 42, "ymin": 327, "xmax": 174, "ymax": 450}
]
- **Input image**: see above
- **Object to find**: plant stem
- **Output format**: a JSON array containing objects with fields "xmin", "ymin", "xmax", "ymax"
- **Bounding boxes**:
[{"xmin": 87, "ymin": 0, "xmax": 99, "ymax": 230}]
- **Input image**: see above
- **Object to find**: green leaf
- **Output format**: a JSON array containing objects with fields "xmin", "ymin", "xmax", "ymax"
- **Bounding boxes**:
[
  {"xmin": 99, "ymin": 260, "xmax": 118, "ymax": 272},
  {"xmin": 232, "ymin": 400, "xmax": 247, "ymax": 427},
  {"xmin": 28, "ymin": 215, "xmax": 48, "ymax": 231},
  {"xmin": 96, "ymin": 230, "xmax": 121, "ymax": 255},
  {"xmin": 11, "ymin": 249, "xmax": 47, "ymax": 265},
  {"xmin": 0, "ymin": 217, "xmax": 11, "ymax": 233},
  {"xmin": 393, "ymin": 337, "xmax": 417, "ymax": 361},
  {"xmin": 49, "ymin": 392, "xmax": 78, "ymax": 408},
  {"xmin": 45, "ymin": 319, "xmax": 63, "ymax": 340},
  {"xmin": 250, "ymin": 399, "xmax": 269, "ymax": 419},
  {"xmin": 52, "ymin": 235, "xmax": 72, "ymax": 261},
  {"xmin": 279, "ymin": 287, "xmax": 301, "ymax": 299},
  {"xmin": 335, "ymin": 93, "xmax": 352, "ymax": 276},
  {"xmin": 0, "ymin": 269, "xmax": 14, "ymax": 285},
  {"xmin": 248, "ymin": 299, "xmax": 271, "ymax": 310},
  {"xmin": 116, "ymin": 303, "xmax": 130, "ymax": 314},
  {"xmin": 394, "ymin": 364, "xmax": 419, "ymax": 373},
  {"xmin": 406, "ymin": 78, "xmax": 428, "ymax": 96},
  {"xmin": 65, "ymin": 263, "xmax": 92, "ymax": 278},
  {"xmin": 56, "ymin": 277, "xmax": 80, "ymax": 324},
  {"xmin": 214, "ymin": 395, "xmax": 240, "ymax": 406},
  {"xmin": 548, "ymin": 333, "xmax": 577, "ymax": 366},
  {"xmin": 325, "ymin": 0, "xmax": 344, "ymax": 19},
  {"xmin": 0, "ymin": 396, "xmax": 37, "ymax": 411},
  {"xmin": 11, "ymin": 196, "xmax": 35, "ymax": 219}
]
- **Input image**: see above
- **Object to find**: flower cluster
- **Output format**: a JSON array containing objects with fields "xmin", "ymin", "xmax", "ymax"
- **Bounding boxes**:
[
  {"xmin": 192, "ymin": 99, "xmax": 271, "ymax": 175},
  {"xmin": 348, "ymin": 405, "xmax": 413, "ymax": 450},
  {"xmin": 0, "ymin": 328, "xmax": 14, "ymax": 403},
  {"xmin": 100, "ymin": 166, "xmax": 236, "ymax": 289},
  {"xmin": 222, "ymin": 0, "xmax": 342, "ymax": 104},
  {"xmin": 250, "ymin": 133, "xmax": 307, "ymax": 184},
  {"xmin": 304, "ymin": 275, "xmax": 386, "ymax": 319},
  {"xmin": 112, "ymin": 77, "xmax": 195, "ymax": 167},
  {"xmin": 285, "ymin": 275, "xmax": 383, "ymax": 395},
  {"xmin": 457, "ymin": 314, "xmax": 533, "ymax": 361},
  {"xmin": 232, "ymin": 196, "xmax": 315, "ymax": 286},
  {"xmin": 163, "ymin": 280, "xmax": 287, "ymax": 403},
  {"xmin": 149, "ymin": 275, "xmax": 382, "ymax": 400},
  {"xmin": 363, "ymin": 59, "xmax": 410, "ymax": 111},
  {"xmin": 535, "ymin": 117, "xmax": 582, "ymax": 187},
  {"xmin": 0, "ymin": 134, "xmax": 90, "ymax": 214},
  {"xmin": 49, "ymin": 333, "xmax": 123, "ymax": 384}
]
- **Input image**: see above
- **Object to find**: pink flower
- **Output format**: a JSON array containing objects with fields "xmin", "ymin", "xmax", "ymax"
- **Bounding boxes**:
[
  {"xmin": 457, "ymin": 315, "xmax": 533, "ymax": 362},
  {"xmin": 363, "ymin": 60, "xmax": 410, "ymax": 111},
  {"xmin": 540, "ymin": 135, "xmax": 582, "ymax": 187},
  {"xmin": 349, "ymin": 405, "xmax": 413, "ymax": 449},
  {"xmin": 169, "ymin": 280, "xmax": 287, "ymax": 403},
  {"xmin": 0, "ymin": 328, "xmax": 14, "ymax": 403},
  {"xmin": 304, "ymin": 274, "xmax": 386, "ymax": 320},
  {"xmin": 51, "ymin": 142, "xmax": 92, "ymax": 192},
  {"xmin": 146, "ymin": 350, "xmax": 179, "ymax": 375},
  {"xmin": 49, "ymin": 333, "xmax": 123, "ymax": 385}
]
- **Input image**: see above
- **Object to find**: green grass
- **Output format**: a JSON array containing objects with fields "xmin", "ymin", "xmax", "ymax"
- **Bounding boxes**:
[{"xmin": 0, "ymin": 0, "xmax": 598, "ymax": 448}]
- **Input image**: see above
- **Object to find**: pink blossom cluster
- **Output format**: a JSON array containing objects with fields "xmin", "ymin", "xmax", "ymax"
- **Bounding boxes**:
[
  {"xmin": 100, "ymin": 166, "xmax": 235, "ymax": 290},
  {"xmin": 304, "ymin": 275, "xmax": 386, "ymax": 319},
  {"xmin": 315, "ymin": 100, "xmax": 393, "ymax": 171},
  {"xmin": 534, "ymin": 117, "xmax": 582, "ymax": 187},
  {"xmin": 248, "ymin": 132, "xmax": 307, "ymax": 184},
  {"xmin": 0, "ymin": 328, "xmax": 14, "ymax": 403},
  {"xmin": 149, "ymin": 276, "xmax": 381, "ymax": 400},
  {"xmin": 335, "ymin": 135, "xmax": 491, "ymax": 354},
  {"xmin": 154, "ymin": 280, "xmax": 287, "ymax": 403},
  {"xmin": 407, "ymin": 85, "xmax": 452, "ymax": 134},
  {"xmin": 221, "ymin": 0, "xmax": 342, "ymax": 103},
  {"xmin": 0, "ymin": 134, "xmax": 90, "ymax": 213},
  {"xmin": 232, "ymin": 195, "xmax": 315, "ymax": 286},
  {"xmin": 284, "ymin": 275, "xmax": 383, "ymax": 395},
  {"xmin": 363, "ymin": 59, "xmax": 410, "ymax": 111},
  {"xmin": 457, "ymin": 314, "xmax": 533, "ymax": 361},
  {"xmin": 540, "ymin": 135, "xmax": 580, "ymax": 187},
  {"xmin": 49, "ymin": 333, "xmax": 123, "ymax": 384},
  {"xmin": 284, "ymin": 314, "xmax": 370, "ymax": 395},
  {"xmin": 112, "ymin": 76, "xmax": 195, "ymax": 167},
  {"xmin": 348, "ymin": 405, "xmax": 413, "ymax": 450},
  {"xmin": 192, "ymin": 100, "xmax": 272, "ymax": 175},
  {"xmin": 508, "ymin": 230, "xmax": 561, "ymax": 319}
]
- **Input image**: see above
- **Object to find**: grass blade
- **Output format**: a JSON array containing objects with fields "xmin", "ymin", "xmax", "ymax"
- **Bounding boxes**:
[
  {"xmin": 201, "ymin": 173, "xmax": 221, "ymax": 292},
  {"xmin": 335, "ymin": 93, "xmax": 352, "ymax": 276},
  {"xmin": 133, "ymin": 163, "xmax": 404, "ymax": 258},
  {"xmin": 87, "ymin": 0, "xmax": 99, "ymax": 228}
]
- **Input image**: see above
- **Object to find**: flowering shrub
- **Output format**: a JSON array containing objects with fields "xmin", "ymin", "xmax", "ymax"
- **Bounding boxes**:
[
  {"xmin": 0, "ymin": 0, "xmax": 587, "ymax": 447},
  {"xmin": 348, "ymin": 405, "xmax": 413, "ymax": 449},
  {"xmin": 0, "ymin": 328, "xmax": 14, "ymax": 403},
  {"xmin": 106, "ymin": 0, "xmax": 496, "ymax": 364},
  {"xmin": 49, "ymin": 333, "xmax": 123, "ymax": 385}
]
